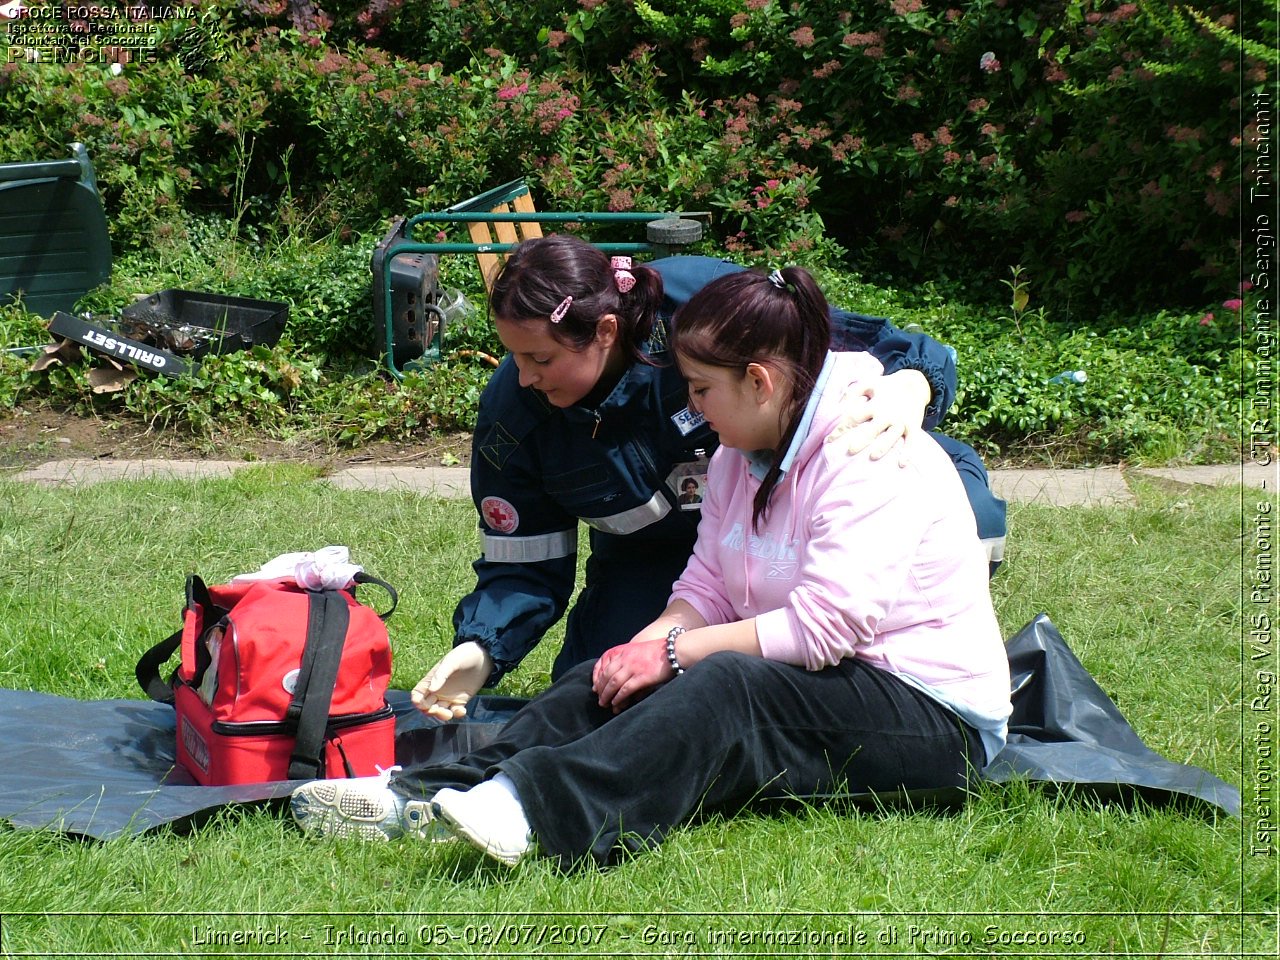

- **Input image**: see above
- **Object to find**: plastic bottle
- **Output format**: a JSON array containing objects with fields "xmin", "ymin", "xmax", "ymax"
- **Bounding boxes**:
[
  {"xmin": 196, "ymin": 625, "xmax": 223, "ymax": 705},
  {"xmin": 1048, "ymin": 370, "xmax": 1087, "ymax": 385},
  {"xmin": 438, "ymin": 288, "xmax": 473, "ymax": 324}
]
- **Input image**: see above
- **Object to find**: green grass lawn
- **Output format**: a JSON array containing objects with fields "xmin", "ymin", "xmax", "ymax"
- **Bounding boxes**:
[{"xmin": 0, "ymin": 469, "xmax": 1272, "ymax": 957}]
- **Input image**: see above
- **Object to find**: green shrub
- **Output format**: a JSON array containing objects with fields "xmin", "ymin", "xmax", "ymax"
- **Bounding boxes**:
[
  {"xmin": 71, "ymin": 214, "xmax": 376, "ymax": 362},
  {"xmin": 537, "ymin": 0, "xmax": 1272, "ymax": 310},
  {"xmin": 0, "ymin": 302, "xmax": 55, "ymax": 412},
  {"xmin": 1, "ymin": 20, "xmax": 576, "ymax": 242},
  {"xmin": 945, "ymin": 329, "xmax": 1238, "ymax": 464},
  {"xmin": 7, "ymin": 2, "xmax": 1265, "ymax": 310},
  {"xmin": 0, "ymin": 51, "xmax": 200, "ymax": 249},
  {"xmin": 119, "ymin": 343, "xmax": 318, "ymax": 438},
  {"xmin": 815, "ymin": 262, "xmax": 1246, "ymax": 463},
  {"xmin": 103, "ymin": 339, "xmax": 496, "ymax": 447},
  {"xmin": 0, "ymin": 3, "xmax": 1259, "ymax": 463},
  {"xmin": 532, "ymin": 49, "xmax": 845, "ymax": 262},
  {"xmin": 17, "ymin": 220, "xmax": 1249, "ymax": 464}
]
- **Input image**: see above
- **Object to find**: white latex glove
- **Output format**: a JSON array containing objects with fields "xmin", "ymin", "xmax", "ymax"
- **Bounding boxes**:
[
  {"xmin": 410, "ymin": 642, "xmax": 494, "ymax": 722},
  {"xmin": 825, "ymin": 368, "xmax": 931, "ymax": 464}
]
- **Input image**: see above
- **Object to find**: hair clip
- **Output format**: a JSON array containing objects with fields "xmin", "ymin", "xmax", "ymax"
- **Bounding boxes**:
[
  {"xmin": 611, "ymin": 256, "xmax": 636, "ymax": 293},
  {"xmin": 767, "ymin": 269, "xmax": 787, "ymax": 290},
  {"xmin": 549, "ymin": 295, "xmax": 573, "ymax": 323}
]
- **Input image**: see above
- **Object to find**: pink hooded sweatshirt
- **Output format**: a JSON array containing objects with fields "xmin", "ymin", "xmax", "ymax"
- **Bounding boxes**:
[{"xmin": 670, "ymin": 351, "xmax": 1012, "ymax": 759}]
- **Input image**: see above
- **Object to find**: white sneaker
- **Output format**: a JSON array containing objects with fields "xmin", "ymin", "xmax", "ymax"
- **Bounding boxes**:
[
  {"xmin": 431, "ymin": 776, "xmax": 534, "ymax": 866},
  {"xmin": 290, "ymin": 766, "xmax": 438, "ymax": 842}
]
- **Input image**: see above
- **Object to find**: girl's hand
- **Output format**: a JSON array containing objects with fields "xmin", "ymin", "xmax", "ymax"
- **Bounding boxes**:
[
  {"xmin": 592, "ymin": 639, "xmax": 673, "ymax": 713},
  {"xmin": 826, "ymin": 368, "xmax": 930, "ymax": 464}
]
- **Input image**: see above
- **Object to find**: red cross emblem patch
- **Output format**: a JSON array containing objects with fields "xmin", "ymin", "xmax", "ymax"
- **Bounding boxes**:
[{"xmin": 480, "ymin": 496, "xmax": 520, "ymax": 534}]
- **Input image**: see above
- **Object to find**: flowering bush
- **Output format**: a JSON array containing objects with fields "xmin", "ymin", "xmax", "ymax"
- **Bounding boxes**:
[
  {"xmin": 2, "ymin": 0, "xmax": 1271, "ymax": 311},
  {"xmin": 0, "ymin": 23, "xmax": 585, "ymax": 241},
  {"xmin": 0, "ymin": 48, "xmax": 202, "ymax": 248},
  {"xmin": 537, "ymin": 0, "xmax": 1272, "ymax": 310},
  {"xmin": 530, "ymin": 51, "xmax": 843, "ymax": 260}
]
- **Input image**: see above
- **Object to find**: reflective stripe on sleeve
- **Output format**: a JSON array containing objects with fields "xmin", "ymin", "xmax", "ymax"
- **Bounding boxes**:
[
  {"xmin": 483, "ymin": 529, "xmax": 577, "ymax": 563},
  {"xmin": 983, "ymin": 535, "xmax": 1006, "ymax": 563},
  {"xmin": 581, "ymin": 490, "xmax": 671, "ymax": 536}
]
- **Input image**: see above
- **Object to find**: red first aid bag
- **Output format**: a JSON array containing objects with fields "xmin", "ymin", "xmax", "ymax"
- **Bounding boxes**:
[{"xmin": 135, "ymin": 573, "xmax": 396, "ymax": 785}]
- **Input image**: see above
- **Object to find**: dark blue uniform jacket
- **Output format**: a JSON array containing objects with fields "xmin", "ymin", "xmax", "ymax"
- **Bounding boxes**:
[{"xmin": 452, "ymin": 256, "xmax": 987, "ymax": 685}]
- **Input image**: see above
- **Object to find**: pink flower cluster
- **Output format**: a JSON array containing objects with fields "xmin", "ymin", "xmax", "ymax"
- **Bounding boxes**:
[
  {"xmin": 829, "ymin": 133, "xmax": 864, "ymax": 162},
  {"xmin": 790, "ymin": 26, "xmax": 815, "ymax": 48},
  {"xmin": 1200, "ymin": 292, "xmax": 1247, "ymax": 325},
  {"xmin": 608, "ymin": 189, "xmax": 635, "ymax": 212},
  {"xmin": 1204, "ymin": 187, "xmax": 1232, "ymax": 216},
  {"xmin": 843, "ymin": 31, "xmax": 885, "ymax": 58}
]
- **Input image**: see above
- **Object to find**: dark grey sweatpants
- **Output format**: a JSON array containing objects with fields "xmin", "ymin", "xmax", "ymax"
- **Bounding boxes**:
[{"xmin": 394, "ymin": 652, "xmax": 983, "ymax": 867}]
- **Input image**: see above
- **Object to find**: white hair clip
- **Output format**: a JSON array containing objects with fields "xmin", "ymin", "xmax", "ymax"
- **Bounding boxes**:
[{"xmin": 767, "ymin": 269, "xmax": 786, "ymax": 290}]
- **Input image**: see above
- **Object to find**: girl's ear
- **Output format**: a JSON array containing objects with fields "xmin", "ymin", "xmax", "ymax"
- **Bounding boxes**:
[
  {"xmin": 595, "ymin": 314, "xmax": 620, "ymax": 347},
  {"xmin": 745, "ymin": 361, "xmax": 777, "ymax": 405}
]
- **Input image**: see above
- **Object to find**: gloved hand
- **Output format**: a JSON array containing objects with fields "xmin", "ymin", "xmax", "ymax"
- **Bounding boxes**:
[{"xmin": 411, "ymin": 642, "xmax": 494, "ymax": 722}]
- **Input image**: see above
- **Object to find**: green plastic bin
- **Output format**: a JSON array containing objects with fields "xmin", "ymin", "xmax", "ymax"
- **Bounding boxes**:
[{"xmin": 0, "ymin": 144, "xmax": 112, "ymax": 318}]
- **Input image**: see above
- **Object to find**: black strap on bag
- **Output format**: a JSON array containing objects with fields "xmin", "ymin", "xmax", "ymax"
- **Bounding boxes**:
[
  {"xmin": 135, "ymin": 629, "xmax": 182, "ymax": 705},
  {"xmin": 286, "ymin": 577, "xmax": 396, "ymax": 779},
  {"xmin": 286, "ymin": 588, "xmax": 350, "ymax": 781},
  {"xmin": 352, "ymin": 572, "xmax": 398, "ymax": 620},
  {"xmin": 135, "ymin": 575, "xmax": 218, "ymax": 705}
]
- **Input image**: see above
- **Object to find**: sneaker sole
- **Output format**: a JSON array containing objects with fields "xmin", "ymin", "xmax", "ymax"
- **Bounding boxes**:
[
  {"xmin": 290, "ymin": 782, "xmax": 394, "ymax": 841},
  {"xmin": 291, "ymin": 783, "xmax": 450, "ymax": 843},
  {"xmin": 430, "ymin": 794, "xmax": 527, "ymax": 866}
]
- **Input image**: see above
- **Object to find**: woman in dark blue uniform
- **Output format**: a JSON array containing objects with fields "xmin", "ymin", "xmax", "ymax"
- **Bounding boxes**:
[{"xmin": 412, "ymin": 235, "xmax": 1006, "ymax": 720}]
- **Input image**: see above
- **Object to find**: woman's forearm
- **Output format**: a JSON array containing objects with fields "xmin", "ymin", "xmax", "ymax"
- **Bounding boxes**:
[{"xmin": 671, "ymin": 618, "xmax": 762, "ymax": 669}]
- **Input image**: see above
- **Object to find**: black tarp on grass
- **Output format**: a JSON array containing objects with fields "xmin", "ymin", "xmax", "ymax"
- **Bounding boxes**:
[{"xmin": 0, "ymin": 615, "xmax": 1238, "ymax": 840}]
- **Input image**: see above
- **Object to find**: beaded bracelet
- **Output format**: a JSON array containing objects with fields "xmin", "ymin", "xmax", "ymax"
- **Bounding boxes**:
[{"xmin": 665, "ymin": 625, "xmax": 687, "ymax": 676}]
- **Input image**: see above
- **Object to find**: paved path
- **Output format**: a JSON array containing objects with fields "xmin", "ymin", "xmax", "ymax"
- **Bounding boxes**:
[{"xmin": 5, "ymin": 458, "xmax": 1274, "ymax": 506}]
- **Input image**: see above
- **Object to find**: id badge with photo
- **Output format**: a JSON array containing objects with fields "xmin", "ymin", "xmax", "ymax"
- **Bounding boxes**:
[{"xmin": 667, "ymin": 451, "xmax": 710, "ymax": 512}]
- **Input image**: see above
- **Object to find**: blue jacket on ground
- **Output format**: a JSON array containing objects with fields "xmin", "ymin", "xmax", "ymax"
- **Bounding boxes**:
[{"xmin": 453, "ymin": 256, "xmax": 1006, "ymax": 686}]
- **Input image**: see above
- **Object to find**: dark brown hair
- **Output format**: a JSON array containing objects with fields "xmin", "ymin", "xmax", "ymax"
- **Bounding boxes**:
[
  {"xmin": 488, "ymin": 234, "xmax": 664, "ymax": 365},
  {"xmin": 672, "ymin": 266, "xmax": 832, "ymax": 528}
]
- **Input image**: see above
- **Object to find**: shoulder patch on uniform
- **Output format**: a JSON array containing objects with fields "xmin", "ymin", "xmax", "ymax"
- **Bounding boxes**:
[
  {"xmin": 480, "ymin": 422, "xmax": 521, "ymax": 471},
  {"xmin": 671, "ymin": 406, "xmax": 706, "ymax": 436},
  {"xmin": 648, "ymin": 317, "xmax": 670, "ymax": 355},
  {"xmin": 480, "ymin": 496, "xmax": 520, "ymax": 534}
]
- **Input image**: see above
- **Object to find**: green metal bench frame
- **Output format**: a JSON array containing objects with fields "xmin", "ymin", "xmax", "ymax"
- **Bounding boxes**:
[{"xmin": 374, "ymin": 178, "xmax": 706, "ymax": 378}]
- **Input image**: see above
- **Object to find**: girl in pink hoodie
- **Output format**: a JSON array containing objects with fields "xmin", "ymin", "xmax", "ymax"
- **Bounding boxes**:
[
  {"xmin": 600, "ymin": 266, "xmax": 1012, "ymax": 765},
  {"xmin": 293, "ymin": 267, "xmax": 1012, "ymax": 868}
]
